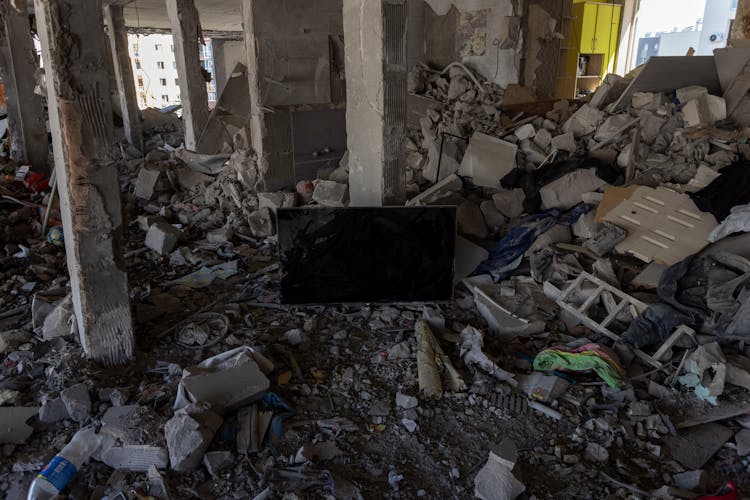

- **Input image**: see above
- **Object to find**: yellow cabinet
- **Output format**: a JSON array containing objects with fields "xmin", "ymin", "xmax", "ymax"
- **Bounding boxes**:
[{"xmin": 556, "ymin": 1, "xmax": 621, "ymax": 99}]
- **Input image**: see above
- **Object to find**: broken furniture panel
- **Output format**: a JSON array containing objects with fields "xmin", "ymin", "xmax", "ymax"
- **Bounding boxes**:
[
  {"xmin": 602, "ymin": 186, "xmax": 719, "ymax": 266},
  {"xmin": 278, "ymin": 207, "xmax": 457, "ymax": 304},
  {"xmin": 557, "ymin": 272, "xmax": 661, "ymax": 367},
  {"xmin": 612, "ymin": 56, "xmax": 722, "ymax": 111}
]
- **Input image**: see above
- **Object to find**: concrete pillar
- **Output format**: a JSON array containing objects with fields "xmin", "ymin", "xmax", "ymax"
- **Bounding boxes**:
[
  {"xmin": 34, "ymin": 0, "xmax": 134, "ymax": 366},
  {"xmin": 211, "ymin": 39, "xmax": 229, "ymax": 96},
  {"xmin": 732, "ymin": 0, "xmax": 750, "ymax": 42},
  {"xmin": 0, "ymin": 0, "xmax": 49, "ymax": 172},
  {"xmin": 166, "ymin": 0, "xmax": 209, "ymax": 150},
  {"xmin": 344, "ymin": 0, "xmax": 408, "ymax": 206},
  {"xmin": 104, "ymin": 4, "xmax": 144, "ymax": 153},
  {"xmin": 241, "ymin": 0, "xmax": 269, "ymax": 186}
]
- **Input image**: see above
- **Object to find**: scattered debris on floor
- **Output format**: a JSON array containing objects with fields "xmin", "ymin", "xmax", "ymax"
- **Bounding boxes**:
[{"xmin": 7, "ymin": 49, "xmax": 750, "ymax": 499}]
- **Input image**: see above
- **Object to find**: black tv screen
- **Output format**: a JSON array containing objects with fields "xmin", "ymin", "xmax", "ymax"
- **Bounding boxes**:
[{"xmin": 277, "ymin": 207, "xmax": 457, "ymax": 304}]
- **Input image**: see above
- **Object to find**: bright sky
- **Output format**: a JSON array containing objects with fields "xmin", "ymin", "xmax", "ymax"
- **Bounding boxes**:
[{"xmin": 636, "ymin": 0, "xmax": 707, "ymax": 36}]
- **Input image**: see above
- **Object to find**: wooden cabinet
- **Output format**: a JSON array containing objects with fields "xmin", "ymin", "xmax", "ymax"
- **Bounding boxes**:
[{"xmin": 555, "ymin": 1, "xmax": 622, "ymax": 99}]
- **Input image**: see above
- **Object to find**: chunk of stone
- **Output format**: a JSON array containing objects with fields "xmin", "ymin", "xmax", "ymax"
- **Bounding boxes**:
[
  {"xmin": 736, "ymin": 429, "xmax": 750, "ymax": 456},
  {"xmin": 585, "ymin": 442, "xmax": 609, "ymax": 463},
  {"xmin": 540, "ymin": 169, "xmax": 607, "ymax": 210},
  {"xmin": 682, "ymin": 94, "xmax": 727, "ymax": 128},
  {"xmin": 458, "ymin": 132, "xmax": 517, "ymax": 188},
  {"xmin": 424, "ymin": 138, "xmax": 462, "ymax": 183},
  {"xmin": 312, "ymin": 180, "xmax": 348, "ymax": 207},
  {"xmin": 551, "ymin": 132, "xmax": 577, "ymax": 153},
  {"xmin": 61, "ymin": 383, "xmax": 91, "ymax": 423},
  {"xmin": 673, "ymin": 470, "xmax": 707, "ymax": 491},
  {"xmin": 248, "ymin": 208, "xmax": 274, "ymax": 237},
  {"xmin": 562, "ymin": 104, "xmax": 605, "ymax": 138},
  {"xmin": 39, "ymin": 396, "xmax": 69, "ymax": 423},
  {"xmin": 480, "ymin": 200, "xmax": 506, "ymax": 230},
  {"xmin": 514, "ymin": 123, "xmax": 536, "ymax": 141},
  {"xmin": 519, "ymin": 139, "xmax": 546, "ymax": 164},
  {"xmin": 590, "ymin": 74, "xmax": 626, "ymax": 109},
  {"xmin": 527, "ymin": 224, "xmax": 571, "ymax": 254},
  {"xmin": 676, "ymin": 86, "xmax": 708, "ymax": 104},
  {"xmin": 594, "ymin": 114, "xmax": 634, "ymax": 143},
  {"xmin": 165, "ymin": 405, "xmax": 223, "ymax": 472},
  {"xmin": 203, "ymin": 450, "xmax": 234, "ymax": 477},
  {"xmin": 493, "ymin": 189, "xmax": 525, "ymax": 218},
  {"xmin": 42, "ymin": 294, "xmax": 73, "ymax": 341},
  {"xmin": 458, "ymin": 201, "xmax": 488, "ymax": 239},
  {"xmin": 176, "ymin": 168, "xmax": 213, "ymax": 191},
  {"xmin": 134, "ymin": 166, "xmax": 162, "ymax": 200},
  {"xmin": 407, "ymin": 174, "xmax": 463, "ymax": 206},
  {"xmin": 534, "ymin": 128, "xmax": 552, "ymax": 150},
  {"xmin": 258, "ymin": 192, "xmax": 295, "ymax": 211},
  {"xmin": 395, "ymin": 392, "xmax": 419, "ymax": 409},
  {"xmin": 206, "ymin": 227, "xmax": 233, "ymax": 244},
  {"xmin": 572, "ymin": 211, "xmax": 600, "ymax": 239},
  {"xmin": 145, "ymin": 222, "xmax": 182, "ymax": 255},
  {"xmin": 32, "ymin": 294, "xmax": 57, "ymax": 330},
  {"xmin": 631, "ymin": 92, "xmax": 663, "ymax": 110}
]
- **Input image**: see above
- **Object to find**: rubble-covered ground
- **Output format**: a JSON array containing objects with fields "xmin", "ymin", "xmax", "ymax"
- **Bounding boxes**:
[{"xmin": 5, "ymin": 63, "xmax": 750, "ymax": 500}]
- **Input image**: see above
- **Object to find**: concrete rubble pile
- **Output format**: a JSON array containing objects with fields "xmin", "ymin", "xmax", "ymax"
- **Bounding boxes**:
[{"xmin": 6, "ymin": 54, "xmax": 750, "ymax": 499}]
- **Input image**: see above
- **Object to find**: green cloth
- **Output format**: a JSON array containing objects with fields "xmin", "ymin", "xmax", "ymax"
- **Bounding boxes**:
[{"xmin": 533, "ymin": 349, "xmax": 624, "ymax": 388}]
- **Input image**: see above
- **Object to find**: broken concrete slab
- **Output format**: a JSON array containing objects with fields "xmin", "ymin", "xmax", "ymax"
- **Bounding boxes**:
[
  {"xmin": 165, "ymin": 404, "xmax": 223, "ymax": 471},
  {"xmin": 248, "ymin": 208, "xmax": 275, "ymax": 238},
  {"xmin": 540, "ymin": 169, "xmax": 608, "ymax": 210},
  {"xmin": 145, "ymin": 222, "xmax": 182, "ymax": 256},
  {"xmin": 458, "ymin": 201, "xmax": 488, "ymax": 239},
  {"xmin": 134, "ymin": 166, "xmax": 162, "ymax": 200},
  {"xmin": 676, "ymin": 85, "xmax": 709, "ymax": 104},
  {"xmin": 203, "ymin": 450, "xmax": 234, "ymax": 477},
  {"xmin": 175, "ymin": 149, "xmax": 230, "ymax": 175},
  {"xmin": 407, "ymin": 174, "xmax": 463, "ymax": 206},
  {"xmin": 594, "ymin": 114, "xmax": 635, "ymax": 143},
  {"xmin": 631, "ymin": 92, "xmax": 664, "ymax": 111},
  {"xmin": 514, "ymin": 123, "xmax": 536, "ymax": 141},
  {"xmin": 458, "ymin": 132, "xmax": 518, "ymax": 188},
  {"xmin": 0, "ymin": 406, "xmax": 39, "ymax": 444},
  {"xmin": 312, "ymin": 180, "xmax": 348, "ymax": 207},
  {"xmin": 550, "ymin": 131, "xmax": 577, "ymax": 153},
  {"xmin": 533, "ymin": 128, "xmax": 552, "ymax": 150},
  {"xmin": 665, "ymin": 423, "xmax": 734, "ymax": 469},
  {"xmin": 493, "ymin": 188, "xmax": 525, "ymax": 218},
  {"xmin": 455, "ymin": 236, "xmax": 490, "ymax": 284},
  {"xmin": 632, "ymin": 262, "xmax": 668, "ymax": 289},
  {"xmin": 60, "ymin": 383, "xmax": 91, "ymax": 423},
  {"xmin": 589, "ymin": 74, "xmax": 627, "ymax": 110},
  {"xmin": 613, "ymin": 56, "xmax": 722, "ymax": 111},
  {"xmin": 423, "ymin": 137, "xmax": 463, "ymax": 183},
  {"xmin": 39, "ymin": 395, "xmax": 69, "ymax": 423},
  {"xmin": 682, "ymin": 94, "xmax": 727, "ymax": 128},
  {"xmin": 480, "ymin": 200, "xmax": 506, "ymax": 231},
  {"xmin": 177, "ymin": 347, "xmax": 270, "ymax": 413},
  {"xmin": 258, "ymin": 192, "xmax": 296, "ymax": 212},
  {"xmin": 42, "ymin": 293, "xmax": 73, "ymax": 340},
  {"xmin": 562, "ymin": 104, "xmax": 605, "ymax": 138},
  {"xmin": 176, "ymin": 167, "xmax": 214, "ymax": 191}
]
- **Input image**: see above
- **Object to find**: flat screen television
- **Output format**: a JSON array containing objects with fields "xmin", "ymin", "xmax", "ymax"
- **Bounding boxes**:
[{"xmin": 277, "ymin": 206, "xmax": 457, "ymax": 304}]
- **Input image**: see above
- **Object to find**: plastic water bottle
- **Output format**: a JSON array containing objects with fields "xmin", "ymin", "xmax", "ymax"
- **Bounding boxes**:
[{"xmin": 27, "ymin": 427, "xmax": 101, "ymax": 500}]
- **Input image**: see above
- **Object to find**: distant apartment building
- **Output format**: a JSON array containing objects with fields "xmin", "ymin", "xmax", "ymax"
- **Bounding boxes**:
[
  {"xmin": 127, "ymin": 33, "xmax": 216, "ymax": 109},
  {"xmin": 636, "ymin": 0, "xmax": 738, "ymax": 66}
]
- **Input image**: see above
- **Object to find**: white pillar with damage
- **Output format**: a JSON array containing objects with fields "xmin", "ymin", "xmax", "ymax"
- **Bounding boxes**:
[
  {"xmin": 104, "ymin": 3, "xmax": 144, "ymax": 153},
  {"xmin": 166, "ymin": 0, "xmax": 209, "ymax": 151},
  {"xmin": 241, "ymin": 0, "xmax": 268, "ymax": 187},
  {"xmin": 0, "ymin": 0, "xmax": 50, "ymax": 172},
  {"xmin": 34, "ymin": 0, "xmax": 135, "ymax": 366},
  {"xmin": 344, "ymin": 0, "xmax": 408, "ymax": 206}
]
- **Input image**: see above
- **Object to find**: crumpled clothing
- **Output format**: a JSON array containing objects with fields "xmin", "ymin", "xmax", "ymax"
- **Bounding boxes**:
[
  {"xmin": 623, "ymin": 251, "xmax": 750, "ymax": 349},
  {"xmin": 690, "ymin": 160, "xmax": 750, "ymax": 222},
  {"xmin": 474, "ymin": 203, "xmax": 592, "ymax": 282},
  {"xmin": 501, "ymin": 159, "xmax": 623, "ymax": 213},
  {"xmin": 533, "ymin": 340, "xmax": 625, "ymax": 388},
  {"xmin": 709, "ymin": 203, "xmax": 750, "ymax": 242}
]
